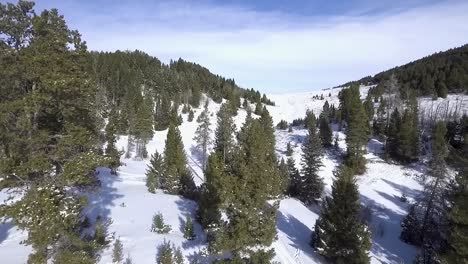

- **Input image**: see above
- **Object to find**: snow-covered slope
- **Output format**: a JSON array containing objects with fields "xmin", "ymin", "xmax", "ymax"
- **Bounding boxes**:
[{"xmin": 1, "ymin": 87, "xmax": 466, "ymax": 264}]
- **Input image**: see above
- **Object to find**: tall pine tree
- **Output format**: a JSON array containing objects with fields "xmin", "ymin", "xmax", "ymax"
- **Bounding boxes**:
[{"xmin": 312, "ymin": 166, "xmax": 371, "ymax": 263}]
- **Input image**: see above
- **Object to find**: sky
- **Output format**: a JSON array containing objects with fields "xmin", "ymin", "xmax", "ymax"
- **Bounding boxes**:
[{"xmin": 14, "ymin": 0, "xmax": 468, "ymax": 93}]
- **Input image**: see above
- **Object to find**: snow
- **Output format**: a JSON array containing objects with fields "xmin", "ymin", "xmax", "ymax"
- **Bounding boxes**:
[{"xmin": 1, "ymin": 88, "xmax": 466, "ymax": 263}]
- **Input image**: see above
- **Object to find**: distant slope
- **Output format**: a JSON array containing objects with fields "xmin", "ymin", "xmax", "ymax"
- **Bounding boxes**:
[{"xmin": 341, "ymin": 44, "xmax": 468, "ymax": 97}]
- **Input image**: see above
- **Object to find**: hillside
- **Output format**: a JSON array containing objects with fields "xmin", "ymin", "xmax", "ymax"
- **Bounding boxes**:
[{"xmin": 341, "ymin": 44, "xmax": 468, "ymax": 97}]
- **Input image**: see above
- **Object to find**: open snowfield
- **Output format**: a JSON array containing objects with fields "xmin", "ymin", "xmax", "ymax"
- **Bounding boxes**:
[{"xmin": 1, "ymin": 87, "xmax": 466, "ymax": 263}]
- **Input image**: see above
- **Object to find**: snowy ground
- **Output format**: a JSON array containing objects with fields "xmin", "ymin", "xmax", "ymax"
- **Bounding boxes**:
[{"xmin": 1, "ymin": 87, "xmax": 465, "ymax": 263}]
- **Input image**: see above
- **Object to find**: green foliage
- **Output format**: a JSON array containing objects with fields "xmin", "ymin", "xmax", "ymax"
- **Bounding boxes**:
[
  {"xmin": 211, "ymin": 115, "xmax": 280, "ymax": 257},
  {"xmin": 214, "ymin": 103, "xmax": 236, "ymax": 164},
  {"xmin": 313, "ymin": 166, "xmax": 371, "ymax": 263},
  {"xmin": 112, "ymin": 238, "xmax": 124, "ymax": 263},
  {"xmin": 194, "ymin": 106, "xmax": 213, "ymax": 170},
  {"xmin": 319, "ymin": 114, "xmax": 332, "ymax": 147},
  {"xmin": 156, "ymin": 240, "xmax": 174, "ymax": 264},
  {"xmin": 151, "ymin": 212, "xmax": 172, "ymax": 234},
  {"xmin": 188, "ymin": 110, "xmax": 194, "ymax": 122},
  {"xmin": 444, "ymin": 171, "xmax": 468, "ymax": 263},
  {"xmin": 341, "ymin": 85, "xmax": 370, "ymax": 174},
  {"xmin": 183, "ymin": 215, "xmax": 196, "ymax": 240},
  {"xmin": 146, "ymin": 151, "xmax": 164, "ymax": 193},
  {"xmin": 286, "ymin": 157, "xmax": 301, "ymax": 197},
  {"xmin": 286, "ymin": 142, "xmax": 293, "ymax": 156},
  {"xmin": 277, "ymin": 120, "xmax": 289, "ymax": 130},
  {"xmin": 341, "ymin": 44, "xmax": 468, "ymax": 96},
  {"xmin": 197, "ymin": 153, "xmax": 224, "ymax": 228},
  {"xmin": 162, "ymin": 124, "xmax": 194, "ymax": 195},
  {"xmin": 299, "ymin": 118, "xmax": 324, "ymax": 205}
]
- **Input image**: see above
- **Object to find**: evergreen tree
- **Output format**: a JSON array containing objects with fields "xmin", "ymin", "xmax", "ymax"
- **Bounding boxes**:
[
  {"xmin": 162, "ymin": 124, "xmax": 195, "ymax": 196},
  {"xmin": 183, "ymin": 215, "xmax": 196, "ymax": 240},
  {"xmin": 156, "ymin": 240, "xmax": 173, "ymax": 264},
  {"xmin": 299, "ymin": 119, "xmax": 324, "ymax": 205},
  {"xmin": 151, "ymin": 212, "xmax": 172, "ymax": 234},
  {"xmin": 173, "ymin": 246, "xmax": 184, "ymax": 264},
  {"xmin": 146, "ymin": 151, "xmax": 164, "ymax": 193},
  {"xmin": 312, "ymin": 166, "xmax": 371, "ymax": 263},
  {"xmin": 279, "ymin": 158, "xmax": 290, "ymax": 195},
  {"xmin": 286, "ymin": 142, "xmax": 294, "ymax": 156},
  {"xmin": 106, "ymin": 108, "xmax": 122, "ymax": 174},
  {"xmin": 112, "ymin": 238, "xmax": 124, "ymax": 263},
  {"xmin": 194, "ymin": 106, "xmax": 213, "ymax": 170},
  {"xmin": 287, "ymin": 157, "xmax": 301, "ymax": 197},
  {"xmin": 305, "ymin": 109, "xmax": 317, "ymax": 130},
  {"xmin": 0, "ymin": 3, "xmax": 108, "ymax": 261},
  {"xmin": 197, "ymin": 153, "xmax": 224, "ymax": 228},
  {"xmin": 211, "ymin": 118, "xmax": 280, "ymax": 259},
  {"xmin": 188, "ymin": 109, "xmax": 194, "ymax": 122},
  {"xmin": 386, "ymin": 108, "xmax": 401, "ymax": 159},
  {"xmin": 214, "ymin": 103, "xmax": 236, "ymax": 164},
  {"xmin": 254, "ymin": 102, "xmax": 263, "ymax": 115},
  {"xmin": 344, "ymin": 85, "xmax": 370, "ymax": 174},
  {"xmin": 319, "ymin": 114, "xmax": 332, "ymax": 147},
  {"xmin": 444, "ymin": 171, "xmax": 468, "ymax": 263}
]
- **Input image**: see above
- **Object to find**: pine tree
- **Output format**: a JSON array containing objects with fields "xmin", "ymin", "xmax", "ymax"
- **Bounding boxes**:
[
  {"xmin": 106, "ymin": 108, "xmax": 122, "ymax": 174},
  {"xmin": 344, "ymin": 85, "xmax": 370, "ymax": 174},
  {"xmin": 254, "ymin": 102, "xmax": 263, "ymax": 115},
  {"xmin": 313, "ymin": 166, "xmax": 371, "ymax": 263},
  {"xmin": 211, "ymin": 118, "xmax": 280, "ymax": 258},
  {"xmin": 386, "ymin": 108, "xmax": 401, "ymax": 159},
  {"xmin": 188, "ymin": 109, "xmax": 194, "ymax": 122},
  {"xmin": 214, "ymin": 103, "xmax": 236, "ymax": 164},
  {"xmin": 183, "ymin": 215, "xmax": 196, "ymax": 240},
  {"xmin": 286, "ymin": 142, "xmax": 293, "ymax": 156},
  {"xmin": 305, "ymin": 109, "xmax": 317, "ymax": 130},
  {"xmin": 112, "ymin": 238, "xmax": 124, "ymax": 263},
  {"xmin": 194, "ymin": 106, "xmax": 213, "ymax": 170},
  {"xmin": 444, "ymin": 171, "xmax": 468, "ymax": 263},
  {"xmin": 197, "ymin": 153, "xmax": 224, "ymax": 228},
  {"xmin": 146, "ymin": 151, "xmax": 164, "ymax": 193},
  {"xmin": 0, "ymin": 4, "xmax": 108, "ymax": 261},
  {"xmin": 299, "ymin": 119, "xmax": 324, "ymax": 205},
  {"xmin": 156, "ymin": 240, "xmax": 173, "ymax": 264},
  {"xmin": 174, "ymin": 246, "xmax": 184, "ymax": 264},
  {"xmin": 319, "ymin": 114, "xmax": 332, "ymax": 147},
  {"xmin": 151, "ymin": 212, "xmax": 172, "ymax": 234},
  {"xmin": 287, "ymin": 157, "xmax": 301, "ymax": 197},
  {"xmin": 162, "ymin": 124, "xmax": 195, "ymax": 196},
  {"xmin": 279, "ymin": 158, "xmax": 290, "ymax": 195}
]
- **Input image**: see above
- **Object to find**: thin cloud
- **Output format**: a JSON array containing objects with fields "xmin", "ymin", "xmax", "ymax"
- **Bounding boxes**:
[{"xmin": 34, "ymin": 0, "xmax": 468, "ymax": 92}]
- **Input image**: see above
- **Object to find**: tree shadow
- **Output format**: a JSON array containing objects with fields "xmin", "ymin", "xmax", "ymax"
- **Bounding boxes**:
[
  {"xmin": 83, "ymin": 167, "xmax": 125, "ymax": 229},
  {"xmin": 189, "ymin": 145, "xmax": 204, "ymax": 167},
  {"xmin": 174, "ymin": 199, "xmax": 207, "ymax": 250},
  {"xmin": 360, "ymin": 194, "xmax": 419, "ymax": 263},
  {"xmin": 0, "ymin": 220, "xmax": 14, "ymax": 244},
  {"xmin": 381, "ymin": 178, "xmax": 423, "ymax": 201},
  {"xmin": 276, "ymin": 210, "xmax": 324, "ymax": 262}
]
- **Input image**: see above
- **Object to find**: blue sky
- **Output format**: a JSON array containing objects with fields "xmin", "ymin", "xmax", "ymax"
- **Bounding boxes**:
[{"xmin": 14, "ymin": 0, "xmax": 468, "ymax": 93}]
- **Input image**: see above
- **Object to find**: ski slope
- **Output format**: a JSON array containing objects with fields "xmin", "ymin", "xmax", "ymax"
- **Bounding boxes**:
[{"xmin": 1, "ymin": 87, "xmax": 466, "ymax": 263}]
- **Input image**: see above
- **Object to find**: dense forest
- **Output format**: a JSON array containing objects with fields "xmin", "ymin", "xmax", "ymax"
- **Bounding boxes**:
[{"xmin": 341, "ymin": 44, "xmax": 468, "ymax": 98}]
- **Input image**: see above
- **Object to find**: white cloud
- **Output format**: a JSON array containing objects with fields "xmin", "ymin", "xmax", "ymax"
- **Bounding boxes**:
[{"xmin": 37, "ymin": 0, "xmax": 468, "ymax": 93}]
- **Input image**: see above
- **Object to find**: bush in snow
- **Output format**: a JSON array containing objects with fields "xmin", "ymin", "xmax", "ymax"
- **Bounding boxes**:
[
  {"xmin": 183, "ymin": 215, "xmax": 196, "ymax": 240},
  {"xmin": 112, "ymin": 237, "xmax": 123, "ymax": 263},
  {"xmin": 151, "ymin": 212, "xmax": 171, "ymax": 234},
  {"xmin": 124, "ymin": 254, "xmax": 133, "ymax": 264},
  {"xmin": 156, "ymin": 240, "xmax": 173, "ymax": 264},
  {"xmin": 156, "ymin": 240, "xmax": 184, "ymax": 264}
]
